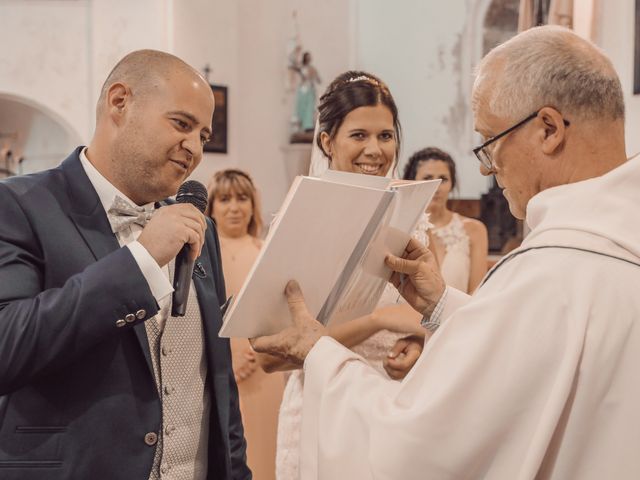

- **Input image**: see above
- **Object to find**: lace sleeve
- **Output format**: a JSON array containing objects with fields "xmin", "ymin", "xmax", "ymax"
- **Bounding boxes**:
[{"xmin": 412, "ymin": 212, "xmax": 432, "ymax": 246}]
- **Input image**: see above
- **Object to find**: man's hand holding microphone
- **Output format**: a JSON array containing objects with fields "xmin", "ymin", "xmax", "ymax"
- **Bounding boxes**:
[{"xmin": 137, "ymin": 181, "xmax": 209, "ymax": 316}]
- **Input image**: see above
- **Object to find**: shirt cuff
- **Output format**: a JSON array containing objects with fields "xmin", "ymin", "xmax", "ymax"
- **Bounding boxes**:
[
  {"xmin": 421, "ymin": 287, "xmax": 448, "ymax": 331},
  {"xmin": 127, "ymin": 241, "xmax": 173, "ymax": 303},
  {"xmin": 421, "ymin": 286, "xmax": 471, "ymax": 331}
]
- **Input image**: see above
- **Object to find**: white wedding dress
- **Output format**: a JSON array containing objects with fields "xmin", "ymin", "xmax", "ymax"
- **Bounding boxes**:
[
  {"xmin": 275, "ymin": 214, "xmax": 431, "ymax": 480},
  {"xmin": 275, "ymin": 286, "xmax": 406, "ymax": 480}
]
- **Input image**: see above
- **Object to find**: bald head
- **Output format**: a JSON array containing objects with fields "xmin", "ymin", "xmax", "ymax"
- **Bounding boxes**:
[
  {"xmin": 88, "ymin": 50, "xmax": 215, "ymax": 205},
  {"xmin": 474, "ymin": 26, "xmax": 624, "ymax": 123},
  {"xmin": 96, "ymin": 49, "xmax": 207, "ymax": 121}
]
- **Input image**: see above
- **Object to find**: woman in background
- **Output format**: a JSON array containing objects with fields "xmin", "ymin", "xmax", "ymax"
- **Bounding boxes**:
[
  {"xmin": 268, "ymin": 71, "xmax": 426, "ymax": 480},
  {"xmin": 403, "ymin": 147, "xmax": 488, "ymax": 293},
  {"xmin": 208, "ymin": 169, "xmax": 285, "ymax": 480}
]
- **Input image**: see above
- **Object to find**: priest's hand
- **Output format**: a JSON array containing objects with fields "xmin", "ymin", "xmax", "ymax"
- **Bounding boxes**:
[
  {"xmin": 250, "ymin": 280, "xmax": 327, "ymax": 366},
  {"xmin": 383, "ymin": 335, "xmax": 427, "ymax": 380},
  {"xmin": 385, "ymin": 238, "xmax": 446, "ymax": 318}
]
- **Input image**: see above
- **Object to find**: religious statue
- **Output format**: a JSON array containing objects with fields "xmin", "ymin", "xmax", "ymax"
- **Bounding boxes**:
[
  {"xmin": 292, "ymin": 50, "xmax": 321, "ymax": 133},
  {"xmin": 286, "ymin": 10, "xmax": 321, "ymax": 142}
]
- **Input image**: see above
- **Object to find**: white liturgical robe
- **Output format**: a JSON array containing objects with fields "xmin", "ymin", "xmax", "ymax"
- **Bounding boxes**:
[{"xmin": 300, "ymin": 156, "xmax": 640, "ymax": 479}]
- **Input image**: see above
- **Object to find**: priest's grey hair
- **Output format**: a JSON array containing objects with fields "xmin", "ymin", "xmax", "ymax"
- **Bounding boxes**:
[{"xmin": 475, "ymin": 25, "xmax": 624, "ymax": 123}]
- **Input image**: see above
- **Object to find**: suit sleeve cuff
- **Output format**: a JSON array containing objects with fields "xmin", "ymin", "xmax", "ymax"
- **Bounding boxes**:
[{"xmin": 126, "ymin": 241, "xmax": 173, "ymax": 303}]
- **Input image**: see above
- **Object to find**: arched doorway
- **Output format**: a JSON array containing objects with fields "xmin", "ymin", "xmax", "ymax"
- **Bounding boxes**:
[{"xmin": 0, "ymin": 93, "xmax": 82, "ymax": 178}]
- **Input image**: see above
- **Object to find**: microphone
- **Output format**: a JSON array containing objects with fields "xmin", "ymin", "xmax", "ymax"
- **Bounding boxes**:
[{"xmin": 171, "ymin": 180, "xmax": 208, "ymax": 317}]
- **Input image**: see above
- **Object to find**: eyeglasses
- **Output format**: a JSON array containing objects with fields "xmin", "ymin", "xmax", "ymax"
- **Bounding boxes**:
[{"xmin": 472, "ymin": 110, "xmax": 570, "ymax": 171}]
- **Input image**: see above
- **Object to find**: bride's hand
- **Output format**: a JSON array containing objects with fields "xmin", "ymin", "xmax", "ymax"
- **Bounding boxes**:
[
  {"xmin": 371, "ymin": 304, "xmax": 426, "ymax": 337},
  {"xmin": 234, "ymin": 350, "xmax": 258, "ymax": 383},
  {"xmin": 384, "ymin": 335, "xmax": 426, "ymax": 380}
]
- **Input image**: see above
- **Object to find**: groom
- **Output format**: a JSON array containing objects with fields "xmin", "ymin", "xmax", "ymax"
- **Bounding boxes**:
[{"xmin": 0, "ymin": 50, "xmax": 250, "ymax": 479}]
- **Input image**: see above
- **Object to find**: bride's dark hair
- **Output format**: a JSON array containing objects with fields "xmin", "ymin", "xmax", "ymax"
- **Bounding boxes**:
[{"xmin": 315, "ymin": 71, "xmax": 401, "ymax": 159}]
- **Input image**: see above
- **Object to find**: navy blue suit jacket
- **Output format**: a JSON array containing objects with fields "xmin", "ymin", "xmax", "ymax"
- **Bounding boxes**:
[{"xmin": 0, "ymin": 148, "xmax": 251, "ymax": 479}]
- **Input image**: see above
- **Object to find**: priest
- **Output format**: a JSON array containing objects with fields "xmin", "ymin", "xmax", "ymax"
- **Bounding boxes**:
[{"xmin": 251, "ymin": 25, "xmax": 640, "ymax": 479}]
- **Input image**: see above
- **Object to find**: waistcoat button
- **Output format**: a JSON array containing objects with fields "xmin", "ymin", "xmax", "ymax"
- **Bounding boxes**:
[{"xmin": 144, "ymin": 432, "xmax": 158, "ymax": 446}]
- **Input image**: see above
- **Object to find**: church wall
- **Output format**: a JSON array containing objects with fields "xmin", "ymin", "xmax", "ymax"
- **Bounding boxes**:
[
  {"xmin": 171, "ymin": 0, "xmax": 242, "ymax": 185},
  {"xmin": 2, "ymin": 0, "xmax": 638, "ymax": 214},
  {"xmin": 233, "ymin": 0, "xmax": 351, "ymax": 217},
  {"xmin": 353, "ymin": 0, "xmax": 490, "ymax": 199},
  {"xmin": 598, "ymin": 0, "xmax": 640, "ymax": 158},
  {"xmin": 0, "ymin": 0, "xmax": 176, "ymax": 168},
  {"xmin": 0, "ymin": 0, "xmax": 92, "ymax": 145}
]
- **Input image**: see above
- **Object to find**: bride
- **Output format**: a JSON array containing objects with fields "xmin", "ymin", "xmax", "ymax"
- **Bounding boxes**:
[{"xmin": 262, "ymin": 71, "xmax": 429, "ymax": 480}]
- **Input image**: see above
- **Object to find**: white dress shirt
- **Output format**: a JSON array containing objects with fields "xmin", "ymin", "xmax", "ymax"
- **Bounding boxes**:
[{"xmin": 79, "ymin": 148, "xmax": 173, "ymax": 329}]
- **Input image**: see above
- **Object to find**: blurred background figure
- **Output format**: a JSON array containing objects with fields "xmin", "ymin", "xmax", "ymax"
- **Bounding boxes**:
[
  {"xmin": 404, "ymin": 147, "xmax": 488, "ymax": 293},
  {"xmin": 208, "ymin": 169, "xmax": 285, "ymax": 480}
]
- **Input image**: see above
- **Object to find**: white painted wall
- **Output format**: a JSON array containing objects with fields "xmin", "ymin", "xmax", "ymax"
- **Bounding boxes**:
[
  {"xmin": 2, "ymin": 0, "xmax": 639, "ymax": 210},
  {"xmin": 172, "ymin": 0, "xmax": 240, "ymax": 184},
  {"xmin": 353, "ymin": 0, "xmax": 492, "ymax": 199},
  {"xmin": 0, "ymin": 0, "xmax": 89, "ymax": 144},
  {"xmin": 88, "ymin": 0, "xmax": 174, "ymax": 125},
  {"xmin": 233, "ymin": 0, "xmax": 350, "ymax": 216},
  {"xmin": 184, "ymin": 0, "xmax": 351, "ymax": 215},
  {"xmin": 598, "ymin": 0, "xmax": 640, "ymax": 158},
  {"xmin": 0, "ymin": 0, "xmax": 349, "ymax": 215},
  {"xmin": 0, "ymin": 0, "xmax": 174, "ymax": 170},
  {"xmin": 0, "ymin": 97, "xmax": 72, "ymax": 175}
]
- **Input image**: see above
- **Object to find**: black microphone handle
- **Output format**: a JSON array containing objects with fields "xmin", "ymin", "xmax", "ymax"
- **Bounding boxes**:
[{"xmin": 171, "ymin": 245, "xmax": 195, "ymax": 317}]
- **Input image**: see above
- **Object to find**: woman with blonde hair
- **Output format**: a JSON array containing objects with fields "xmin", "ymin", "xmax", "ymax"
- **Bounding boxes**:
[{"xmin": 208, "ymin": 169, "xmax": 284, "ymax": 480}]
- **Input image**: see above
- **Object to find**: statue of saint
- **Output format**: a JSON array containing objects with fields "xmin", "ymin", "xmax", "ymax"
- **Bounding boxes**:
[{"xmin": 292, "ymin": 51, "xmax": 321, "ymax": 133}]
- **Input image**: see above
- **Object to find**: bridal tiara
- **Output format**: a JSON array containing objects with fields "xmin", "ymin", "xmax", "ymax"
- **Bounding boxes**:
[
  {"xmin": 320, "ymin": 73, "xmax": 384, "ymax": 102},
  {"xmin": 347, "ymin": 75, "xmax": 372, "ymax": 83}
]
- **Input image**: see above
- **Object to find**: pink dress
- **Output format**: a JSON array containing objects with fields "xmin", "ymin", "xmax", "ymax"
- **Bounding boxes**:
[{"xmin": 220, "ymin": 235, "xmax": 285, "ymax": 480}]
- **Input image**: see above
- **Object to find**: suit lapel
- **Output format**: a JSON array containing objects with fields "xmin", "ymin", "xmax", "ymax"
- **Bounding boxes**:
[
  {"xmin": 193, "ymin": 243, "xmax": 221, "ymax": 360},
  {"xmin": 61, "ymin": 148, "xmax": 120, "ymax": 261},
  {"xmin": 61, "ymin": 149, "xmax": 155, "ymax": 377},
  {"xmin": 69, "ymin": 210, "xmax": 120, "ymax": 261},
  {"xmin": 193, "ymin": 236, "xmax": 232, "ymax": 447}
]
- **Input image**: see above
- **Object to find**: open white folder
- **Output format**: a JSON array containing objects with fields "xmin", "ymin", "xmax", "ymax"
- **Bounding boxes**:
[{"xmin": 218, "ymin": 171, "xmax": 440, "ymax": 338}]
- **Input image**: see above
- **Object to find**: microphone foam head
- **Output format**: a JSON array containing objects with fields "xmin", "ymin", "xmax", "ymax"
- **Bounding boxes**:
[{"xmin": 176, "ymin": 180, "xmax": 208, "ymax": 213}]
